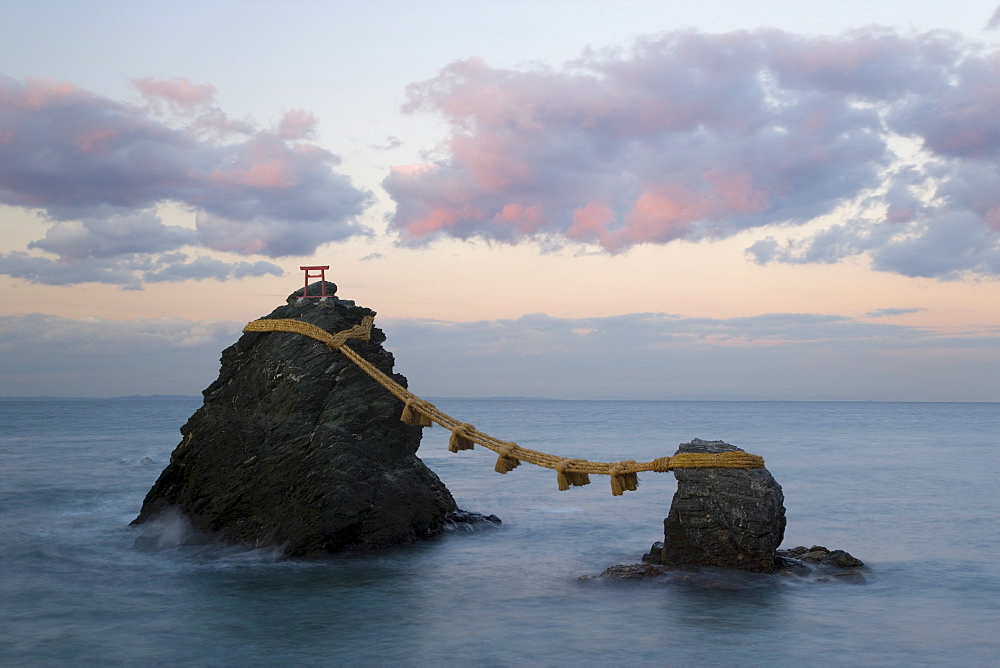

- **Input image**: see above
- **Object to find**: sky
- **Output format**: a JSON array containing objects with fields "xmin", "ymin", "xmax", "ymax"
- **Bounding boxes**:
[{"xmin": 1, "ymin": 0, "xmax": 999, "ymax": 401}]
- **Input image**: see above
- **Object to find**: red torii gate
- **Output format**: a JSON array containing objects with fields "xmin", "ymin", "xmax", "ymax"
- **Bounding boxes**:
[{"xmin": 299, "ymin": 265, "xmax": 330, "ymax": 298}]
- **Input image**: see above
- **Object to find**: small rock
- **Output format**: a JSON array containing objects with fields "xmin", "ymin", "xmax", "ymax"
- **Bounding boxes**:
[
  {"xmin": 822, "ymin": 549, "xmax": 864, "ymax": 568},
  {"xmin": 832, "ymin": 569, "xmax": 867, "ymax": 584},
  {"xmin": 780, "ymin": 545, "xmax": 810, "ymax": 557},
  {"xmin": 601, "ymin": 563, "xmax": 667, "ymax": 579},
  {"xmin": 775, "ymin": 556, "xmax": 813, "ymax": 577},
  {"xmin": 642, "ymin": 541, "xmax": 665, "ymax": 564},
  {"xmin": 444, "ymin": 510, "xmax": 502, "ymax": 531}
]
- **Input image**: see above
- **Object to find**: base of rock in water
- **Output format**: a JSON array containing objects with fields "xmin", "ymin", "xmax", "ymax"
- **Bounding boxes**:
[
  {"xmin": 581, "ymin": 542, "xmax": 868, "ymax": 589},
  {"xmin": 443, "ymin": 510, "xmax": 503, "ymax": 533},
  {"xmin": 596, "ymin": 544, "xmax": 867, "ymax": 586}
]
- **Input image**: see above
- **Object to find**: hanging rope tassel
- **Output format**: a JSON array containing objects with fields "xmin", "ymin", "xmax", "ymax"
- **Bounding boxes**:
[
  {"xmin": 555, "ymin": 458, "xmax": 591, "ymax": 491},
  {"xmin": 400, "ymin": 399, "xmax": 433, "ymax": 427},
  {"xmin": 494, "ymin": 441, "xmax": 521, "ymax": 474},
  {"xmin": 448, "ymin": 423, "xmax": 476, "ymax": 452},
  {"xmin": 609, "ymin": 460, "xmax": 639, "ymax": 496}
]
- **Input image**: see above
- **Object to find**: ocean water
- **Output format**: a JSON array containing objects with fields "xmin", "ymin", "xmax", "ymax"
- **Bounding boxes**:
[{"xmin": 1, "ymin": 398, "xmax": 998, "ymax": 666}]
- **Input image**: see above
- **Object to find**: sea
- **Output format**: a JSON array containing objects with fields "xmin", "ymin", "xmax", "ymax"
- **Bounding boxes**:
[{"xmin": 1, "ymin": 398, "xmax": 998, "ymax": 666}]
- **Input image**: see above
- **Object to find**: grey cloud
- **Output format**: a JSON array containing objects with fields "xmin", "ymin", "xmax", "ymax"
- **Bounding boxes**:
[
  {"xmin": 378, "ymin": 311, "xmax": 999, "ymax": 401},
  {"xmin": 0, "ymin": 313, "xmax": 243, "ymax": 396},
  {"xmin": 386, "ymin": 28, "xmax": 1000, "ymax": 278},
  {"xmin": 0, "ymin": 76, "xmax": 372, "ymax": 286},
  {"xmin": 195, "ymin": 211, "xmax": 370, "ymax": 258},
  {"xmin": 0, "ymin": 251, "xmax": 147, "ymax": 289},
  {"xmin": 143, "ymin": 256, "xmax": 282, "ymax": 283},
  {"xmin": 866, "ymin": 307, "xmax": 925, "ymax": 317},
  {"xmin": 370, "ymin": 136, "xmax": 403, "ymax": 151},
  {"xmin": 27, "ymin": 209, "xmax": 196, "ymax": 259},
  {"xmin": 0, "ymin": 250, "xmax": 281, "ymax": 288},
  {"xmin": 2, "ymin": 309, "xmax": 996, "ymax": 400},
  {"xmin": 870, "ymin": 211, "xmax": 1000, "ymax": 278}
]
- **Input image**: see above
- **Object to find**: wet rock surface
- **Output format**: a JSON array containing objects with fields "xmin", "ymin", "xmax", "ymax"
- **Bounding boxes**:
[
  {"xmin": 132, "ymin": 282, "xmax": 459, "ymax": 556},
  {"xmin": 443, "ymin": 510, "xmax": 503, "ymax": 533},
  {"xmin": 645, "ymin": 439, "xmax": 786, "ymax": 573},
  {"xmin": 776, "ymin": 545, "xmax": 867, "ymax": 583},
  {"xmin": 600, "ymin": 545, "xmax": 867, "ymax": 586}
]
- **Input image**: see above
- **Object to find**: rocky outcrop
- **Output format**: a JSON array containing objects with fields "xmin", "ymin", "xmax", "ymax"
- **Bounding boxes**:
[
  {"xmin": 599, "ymin": 544, "xmax": 867, "ymax": 585},
  {"xmin": 644, "ymin": 438, "xmax": 786, "ymax": 573},
  {"xmin": 776, "ymin": 545, "xmax": 867, "ymax": 583},
  {"xmin": 132, "ymin": 281, "xmax": 458, "ymax": 556}
]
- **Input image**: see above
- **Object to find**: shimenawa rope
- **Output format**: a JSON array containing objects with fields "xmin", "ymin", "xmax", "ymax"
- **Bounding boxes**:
[{"xmin": 243, "ymin": 316, "xmax": 765, "ymax": 495}]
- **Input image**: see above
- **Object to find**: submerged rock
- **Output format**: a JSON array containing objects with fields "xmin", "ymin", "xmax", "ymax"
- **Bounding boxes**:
[
  {"xmin": 645, "ymin": 439, "xmax": 786, "ymax": 573},
  {"xmin": 132, "ymin": 282, "xmax": 458, "ymax": 556},
  {"xmin": 776, "ymin": 545, "xmax": 867, "ymax": 582},
  {"xmin": 599, "ymin": 563, "xmax": 667, "ymax": 579}
]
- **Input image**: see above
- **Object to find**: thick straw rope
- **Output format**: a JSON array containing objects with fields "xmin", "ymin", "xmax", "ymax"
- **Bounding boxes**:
[{"xmin": 243, "ymin": 316, "xmax": 765, "ymax": 495}]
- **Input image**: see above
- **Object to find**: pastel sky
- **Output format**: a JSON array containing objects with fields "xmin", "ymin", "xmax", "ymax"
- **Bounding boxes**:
[{"xmin": 1, "ymin": 0, "xmax": 999, "ymax": 401}]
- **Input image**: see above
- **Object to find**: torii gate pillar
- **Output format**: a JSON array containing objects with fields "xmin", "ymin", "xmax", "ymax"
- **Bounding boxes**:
[{"xmin": 299, "ymin": 265, "xmax": 330, "ymax": 298}]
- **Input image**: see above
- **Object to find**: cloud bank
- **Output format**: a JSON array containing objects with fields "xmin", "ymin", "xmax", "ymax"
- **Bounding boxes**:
[
  {"xmin": 380, "ymin": 311, "xmax": 1000, "ymax": 401},
  {"xmin": 0, "ymin": 313, "xmax": 243, "ymax": 396},
  {"xmin": 385, "ymin": 28, "xmax": 1000, "ymax": 278},
  {"xmin": 0, "ymin": 76, "xmax": 372, "ymax": 287},
  {"xmin": 3, "ymin": 310, "xmax": 996, "ymax": 400},
  {"xmin": 3, "ymin": 308, "xmax": 997, "ymax": 400}
]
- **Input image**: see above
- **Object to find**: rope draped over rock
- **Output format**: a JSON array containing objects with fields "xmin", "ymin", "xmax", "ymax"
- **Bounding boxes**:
[{"xmin": 243, "ymin": 316, "xmax": 767, "ymax": 495}]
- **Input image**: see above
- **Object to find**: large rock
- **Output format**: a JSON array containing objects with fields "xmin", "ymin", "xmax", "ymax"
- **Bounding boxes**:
[
  {"xmin": 647, "ymin": 438, "xmax": 786, "ymax": 573},
  {"xmin": 132, "ymin": 282, "xmax": 457, "ymax": 556}
]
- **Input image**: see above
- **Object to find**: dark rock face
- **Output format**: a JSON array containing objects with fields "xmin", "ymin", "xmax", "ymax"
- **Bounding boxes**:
[
  {"xmin": 646, "ymin": 438, "xmax": 786, "ymax": 573},
  {"xmin": 132, "ymin": 282, "xmax": 457, "ymax": 556}
]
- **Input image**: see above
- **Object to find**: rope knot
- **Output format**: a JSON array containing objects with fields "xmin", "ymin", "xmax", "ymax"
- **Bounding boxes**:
[
  {"xmin": 357, "ymin": 316, "xmax": 374, "ymax": 342},
  {"xmin": 555, "ymin": 458, "xmax": 591, "ymax": 491},
  {"xmin": 494, "ymin": 441, "xmax": 521, "ymax": 474},
  {"xmin": 326, "ymin": 331, "xmax": 350, "ymax": 349},
  {"xmin": 448, "ymin": 423, "xmax": 476, "ymax": 452},
  {"xmin": 324, "ymin": 316, "xmax": 373, "ymax": 350},
  {"xmin": 651, "ymin": 456, "xmax": 673, "ymax": 472},
  {"xmin": 608, "ymin": 460, "xmax": 639, "ymax": 496},
  {"xmin": 400, "ymin": 398, "xmax": 434, "ymax": 427}
]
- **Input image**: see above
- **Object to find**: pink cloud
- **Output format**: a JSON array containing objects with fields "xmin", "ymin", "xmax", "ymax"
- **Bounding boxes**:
[
  {"xmin": 495, "ymin": 203, "xmax": 543, "ymax": 234},
  {"xmin": 72, "ymin": 128, "xmax": 119, "ymax": 154},
  {"xmin": 0, "ymin": 74, "xmax": 373, "ymax": 287},
  {"xmin": 14, "ymin": 78, "xmax": 81, "ymax": 111},
  {"xmin": 568, "ymin": 202, "xmax": 615, "ymax": 244},
  {"xmin": 276, "ymin": 109, "xmax": 317, "ymax": 140},
  {"xmin": 624, "ymin": 189, "xmax": 701, "ymax": 245},
  {"xmin": 986, "ymin": 206, "xmax": 1000, "ymax": 232},
  {"xmin": 406, "ymin": 207, "xmax": 460, "ymax": 238},
  {"xmin": 384, "ymin": 27, "xmax": 1000, "ymax": 276},
  {"xmin": 132, "ymin": 77, "xmax": 216, "ymax": 111}
]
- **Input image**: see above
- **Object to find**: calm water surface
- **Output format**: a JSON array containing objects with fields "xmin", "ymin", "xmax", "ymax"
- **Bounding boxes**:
[{"xmin": 1, "ymin": 399, "xmax": 998, "ymax": 665}]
